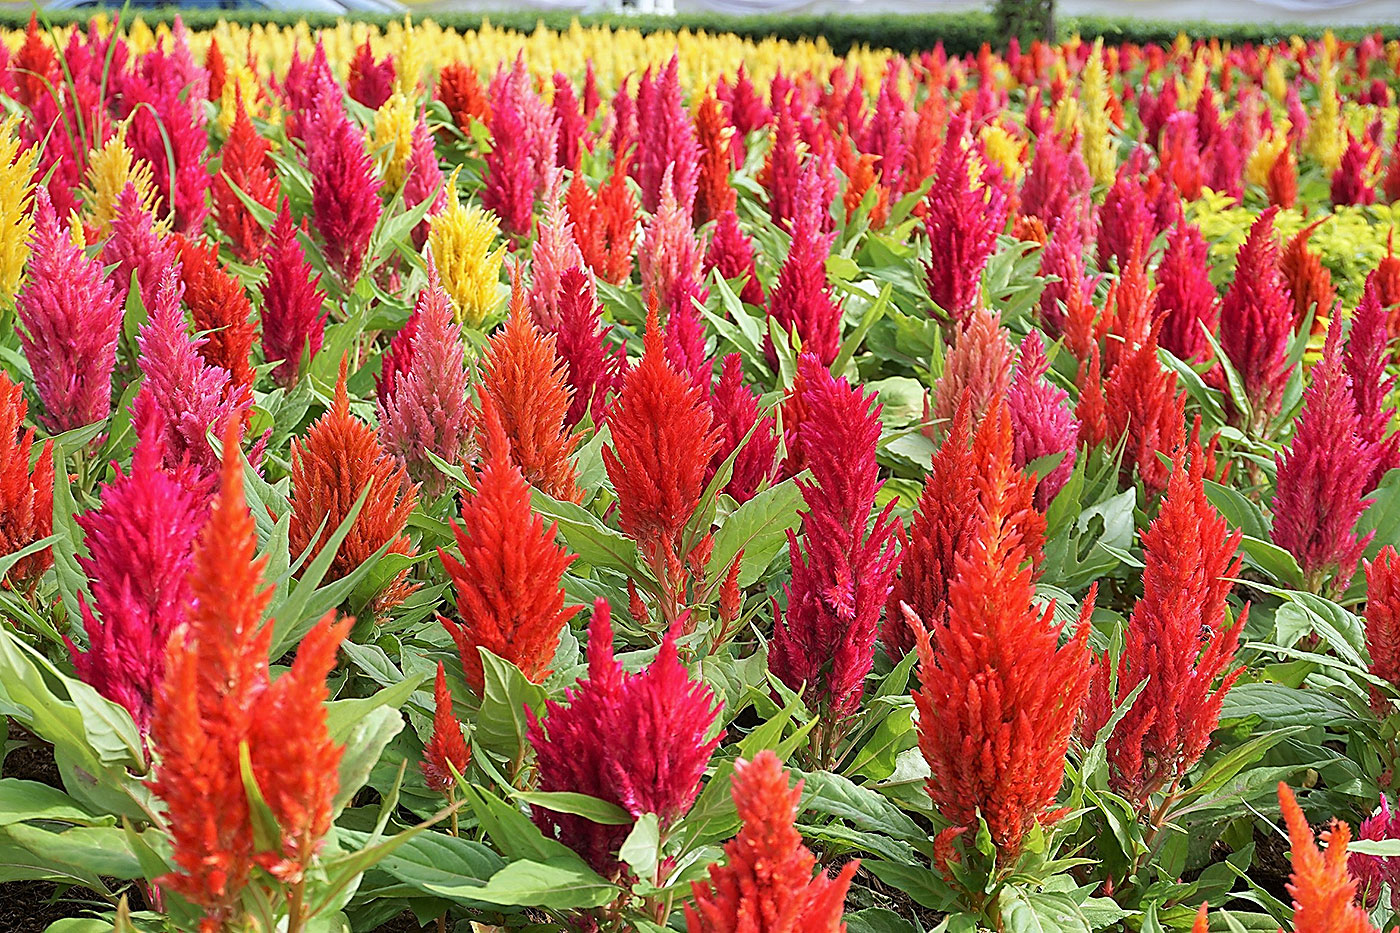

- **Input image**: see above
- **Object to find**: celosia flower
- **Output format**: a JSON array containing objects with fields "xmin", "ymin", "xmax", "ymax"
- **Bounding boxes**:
[
  {"xmin": 177, "ymin": 234, "xmax": 257, "ymax": 393},
  {"xmin": 551, "ymin": 72, "xmax": 587, "ymax": 172},
  {"xmin": 636, "ymin": 55, "xmax": 700, "ymax": 216},
  {"xmin": 120, "ymin": 34, "xmax": 211, "ymax": 232},
  {"xmin": 527, "ymin": 171, "xmax": 587, "ymax": 330},
  {"xmin": 640, "ymin": 164, "xmax": 708, "ymax": 319},
  {"xmin": 555, "ymin": 267, "xmax": 624, "ymax": 429},
  {"xmin": 16, "ymin": 188, "xmax": 123, "ymax": 433},
  {"xmin": 707, "ymin": 354, "xmax": 778, "ymax": 504},
  {"xmin": 768, "ymin": 161, "xmax": 842, "ymax": 367},
  {"xmin": 347, "ymin": 38, "xmax": 395, "ymax": 110},
  {"xmin": 1332, "ymin": 135, "xmax": 1378, "ymax": 207},
  {"xmin": 1096, "ymin": 152, "xmax": 1157, "ymax": 272},
  {"xmin": 527, "ymin": 599, "xmax": 723, "ymax": 877},
  {"xmin": 1366, "ymin": 547, "xmax": 1400, "ymax": 711},
  {"xmin": 1079, "ymin": 39, "xmax": 1114, "ymax": 186},
  {"xmin": 930, "ymin": 305, "xmax": 1014, "ymax": 431},
  {"xmin": 1081, "ymin": 444, "xmax": 1245, "ymax": 805},
  {"xmin": 762, "ymin": 101, "xmax": 803, "ymax": 228},
  {"xmin": 214, "ymin": 93, "xmax": 280, "ymax": 262},
  {"xmin": 439, "ymin": 399, "xmax": 579, "ymax": 694},
  {"xmin": 685, "ymin": 750, "xmax": 857, "ymax": 933},
  {"xmin": 0, "ymin": 372, "xmax": 53, "ymax": 592},
  {"xmin": 1155, "ymin": 219, "xmax": 1220, "ymax": 364},
  {"xmin": 480, "ymin": 299, "xmax": 582, "ymax": 502},
  {"xmin": 1344, "ymin": 284, "xmax": 1400, "ymax": 492},
  {"xmin": 436, "ymin": 62, "xmax": 490, "ymax": 132},
  {"xmin": 1349, "ymin": 796, "xmax": 1400, "ymax": 909},
  {"xmin": 402, "ymin": 115, "xmax": 447, "ymax": 250},
  {"xmin": 420, "ymin": 662, "xmax": 470, "ymax": 796},
  {"xmin": 1218, "ymin": 207, "xmax": 1296, "ymax": 433},
  {"xmin": 372, "ymin": 93, "xmax": 416, "ymax": 191},
  {"xmin": 1277, "ymin": 782, "xmax": 1379, "ymax": 933},
  {"xmin": 1038, "ymin": 224, "xmax": 1098, "ymax": 356},
  {"xmin": 377, "ymin": 275, "xmax": 475, "ymax": 497},
  {"xmin": 911, "ymin": 404, "xmax": 1093, "ymax": 859},
  {"xmin": 1272, "ymin": 316, "xmax": 1375, "ymax": 593},
  {"xmin": 305, "ymin": 92, "xmax": 382, "ymax": 283},
  {"xmin": 290, "ymin": 359, "xmax": 418, "ymax": 613},
  {"xmin": 481, "ymin": 57, "xmax": 555, "ymax": 238},
  {"xmin": 428, "ymin": 168, "xmax": 506, "ymax": 327},
  {"xmin": 1020, "ymin": 131, "xmax": 1092, "ymax": 239},
  {"xmin": 68, "ymin": 414, "xmax": 202, "ymax": 733},
  {"xmin": 566, "ymin": 153, "xmax": 637, "ymax": 286},
  {"xmin": 104, "ymin": 182, "xmax": 179, "ymax": 313},
  {"xmin": 131, "ymin": 267, "xmax": 250, "ymax": 491},
  {"xmin": 1007, "ymin": 332, "xmax": 1078, "ymax": 509},
  {"xmin": 694, "ymin": 92, "xmax": 737, "ymax": 226},
  {"xmin": 0, "ymin": 112, "xmax": 36, "ymax": 298},
  {"xmin": 770, "ymin": 354, "xmax": 900, "ymax": 721},
  {"xmin": 260, "ymin": 203, "xmax": 327, "ymax": 388},
  {"xmin": 1104, "ymin": 336, "xmax": 1186, "ymax": 497},
  {"xmin": 923, "ymin": 115, "xmax": 1008, "ymax": 324},
  {"xmin": 1281, "ymin": 220, "xmax": 1337, "ymax": 330},
  {"xmin": 1159, "ymin": 111, "xmax": 1205, "ymax": 200},
  {"xmin": 604, "ymin": 307, "xmax": 722, "ymax": 561},
  {"xmin": 705, "ymin": 209, "xmax": 765, "ymax": 308}
]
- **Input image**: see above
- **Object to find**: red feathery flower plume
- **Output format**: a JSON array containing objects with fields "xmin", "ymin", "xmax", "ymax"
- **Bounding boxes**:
[
  {"xmin": 762, "ymin": 102, "xmax": 803, "ymax": 228},
  {"xmin": 205, "ymin": 40, "xmax": 226, "ymax": 101},
  {"xmin": 1366, "ymin": 547, "xmax": 1400, "ymax": 712},
  {"xmin": 1020, "ymin": 131, "xmax": 1092, "ymax": 239},
  {"xmin": 1277, "ymin": 782, "xmax": 1379, "ymax": 933},
  {"xmin": 555, "ymin": 267, "xmax": 624, "ymax": 429},
  {"xmin": 177, "ymin": 234, "xmax": 257, "ymax": 393},
  {"xmin": 1007, "ymin": 331, "xmax": 1078, "ymax": 509},
  {"xmin": 0, "ymin": 373, "xmax": 53, "ymax": 592},
  {"xmin": 1159, "ymin": 111, "xmax": 1205, "ymax": 200},
  {"xmin": 1218, "ymin": 207, "xmax": 1296, "ymax": 432},
  {"xmin": 1332, "ymin": 136, "xmax": 1378, "ymax": 207},
  {"xmin": 768, "ymin": 160, "xmax": 842, "ymax": 367},
  {"xmin": 1345, "ymin": 282, "xmax": 1400, "ymax": 492},
  {"xmin": 69, "ymin": 414, "xmax": 202, "ymax": 733},
  {"xmin": 104, "ymin": 183, "xmax": 180, "ymax": 314},
  {"xmin": 1097, "ymin": 152, "xmax": 1157, "ymax": 272},
  {"xmin": 150, "ymin": 425, "xmax": 350, "ymax": 919},
  {"xmin": 346, "ymin": 38, "xmax": 394, "ymax": 110},
  {"xmin": 930, "ymin": 305, "xmax": 1014, "ymax": 430},
  {"xmin": 260, "ymin": 203, "xmax": 327, "ymax": 388},
  {"xmin": 604, "ymin": 306, "xmax": 723, "ymax": 561},
  {"xmin": 923, "ymin": 115, "xmax": 1008, "ymax": 324},
  {"xmin": 705, "ymin": 209, "xmax": 765, "ymax": 308},
  {"xmin": 1155, "ymin": 219, "xmax": 1219, "ymax": 365},
  {"xmin": 482, "ymin": 58, "xmax": 555, "ymax": 239},
  {"xmin": 479, "ymin": 299, "xmax": 582, "ymax": 502},
  {"xmin": 694, "ymin": 92, "xmax": 737, "ymax": 226},
  {"xmin": 436, "ymin": 62, "xmax": 490, "ymax": 133},
  {"xmin": 439, "ymin": 400, "xmax": 580, "ymax": 694},
  {"xmin": 1038, "ymin": 224, "xmax": 1098, "ymax": 355},
  {"xmin": 685, "ymin": 750, "xmax": 857, "ymax": 933},
  {"xmin": 214, "ymin": 93, "xmax": 281, "ymax": 262},
  {"xmin": 707, "ymin": 353, "xmax": 778, "ymax": 504},
  {"xmin": 1281, "ymin": 220, "xmax": 1336, "ymax": 332},
  {"xmin": 911, "ymin": 404, "xmax": 1092, "ymax": 858},
  {"xmin": 551, "ymin": 72, "xmax": 588, "ymax": 172},
  {"xmin": 289, "ymin": 359, "xmax": 418, "ymax": 613},
  {"xmin": 1082, "ymin": 444, "xmax": 1245, "ymax": 805},
  {"xmin": 1104, "ymin": 335, "xmax": 1186, "ymax": 497},
  {"xmin": 527, "ymin": 599, "xmax": 723, "ymax": 877},
  {"xmin": 1375, "ymin": 237, "xmax": 1400, "ymax": 323},
  {"xmin": 304, "ymin": 93, "xmax": 383, "ymax": 283},
  {"xmin": 420, "ymin": 662, "xmax": 470, "ymax": 795},
  {"xmin": 566, "ymin": 153, "xmax": 638, "ymax": 286},
  {"xmin": 636, "ymin": 56, "xmax": 700, "ymax": 215},
  {"xmin": 770, "ymin": 354, "xmax": 900, "ymax": 720},
  {"xmin": 838, "ymin": 141, "xmax": 889, "ymax": 230},
  {"xmin": 1272, "ymin": 316, "xmax": 1375, "ymax": 593}
]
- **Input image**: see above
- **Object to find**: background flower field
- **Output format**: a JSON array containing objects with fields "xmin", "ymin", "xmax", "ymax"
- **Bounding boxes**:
[{"xmin": 1, "ymin": 11, "xmax": 1400, "ymax": 933}]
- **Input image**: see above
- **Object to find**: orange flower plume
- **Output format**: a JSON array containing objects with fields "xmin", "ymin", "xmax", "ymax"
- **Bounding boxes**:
[
  {"xmin": 177, "ymin": 234, "xmax": 257, "ymax": 392},
  {"xmin": 0, "ymin": 372, "xmax": 54, "ymax": 591},
  {"xmin": 420, "ymin": 661, "xmax": 470, "ymax": 795},
  {"xmin": 438, "ymin": 399, "xmax": 581, "ymax": 693},
  {"xmin": 289, "ymin": 357, "xmax": 419, "ymax": 614},
  {"xmin": 1277, "ymin": 782, "xmax": 1379, "ymax": 933}
]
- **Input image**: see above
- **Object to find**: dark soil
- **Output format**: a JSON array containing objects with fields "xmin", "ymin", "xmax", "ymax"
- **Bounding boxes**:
[
  {"xmin": 0, "ymin": 882, "xmax": 103, "ymax": 932},
  {"xmin": 2, "ymin": 727, "xmax": 62, "ymax": 788}
]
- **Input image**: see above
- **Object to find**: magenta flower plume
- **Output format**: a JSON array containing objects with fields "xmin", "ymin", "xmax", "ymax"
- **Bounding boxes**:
[
  {"xmin": 376, "ymin": 301, "xmax": 420, "ymax": 412},
  {"xmin": 482, "ymin": 56, "xmax": 556, "ymax": 239},
  {"xmin": 1155, "ymin": 219, "xmax": 1220, "ymax": 364},
  {"xmin": 402, "ymin": 115, "xmax": 447, "ymax": 250},
  {"xmin": 769, "ymin": 353, "xmax": 900, "ymax": 721},
  {"xmin": 1344, "ymin": 283, "xmax": 1400, "ymax": 492},
  {"xmin": 707, "ymin": 353, "xmax": 779, "ymax": 504},
  {"xmin": 1272, "ymin": 316, "xmax": 1375, "ymax": 594},
  {"xmin": 1218, "ymin": 206, "xmax": 1296, "ymax": 432},
  {"xmin": 119, "ymin": 38, "xmax": 210, "ymax": 231},
  {"xmin": 763, "ymin": 101, "xmax": 803, "ymax": 228},
  {"xmin": 16, "ymin": 188, "xmax": 123, "ymax": 433},
  {"xmin": 551, "ymin": 72, "xmax": 588, "ymax": 171},
  {"xmin": 1349, "ymin": 796, "xmax": 1400, "ymax": 909},
  {"xmin": 346, "ymin": 38, "xmax": 394, "ymax": 110},
  {"xmin": 923, "ymin": 115, "xmax": 1009, "ymax": 324},
  {"xmin": 305, "ymin": 92, "xmax": 382, "ymax": 283},
  {"xmin": 1007, "ymin": 332, "xmax": 1078, "ymax": 508},
  {"xmin": 376, "ymin": 274, "xmax": 474, "ymax": 497},
  {"xmin": 767, "ymin": 160, "xmax": 842, "ymax": 367},
  {"xmin": 705, "ymin": 209, "xmax": 765, "ymax": 308},
  {"xmin": 635, "ymin": 55, "xmax": 700, "ymax": 216},
  {"xmin": 1097, "ymin": 152, "xmax": 1157, "ymax": 272},
  {"xmin": 931, "ymin": 305, "xmax": 1014, "ymax": 430},
  {"xmin": 1038, "ymin": 222, "xmax": 1097, "ymax": 345},
  {"xmin": 555, "ymin": 267, "xmax": 624, "ymax": 429},
  {"xmin": 103, "ymin": 183, "xmax": 180, "ymax": 312},
  {"xmin": 864, "ymin": 65, "xmax": 909, "ymax": 193},
  {"xmin": 527, "ymin": 600, "xmax": 723, "ymax": 877},
  {"xmin": 68, "ymin": 412, "xmax": 204, "ymax": 733},
  {"xmin": 1332, "ymin": 135, "xmax": 1378, "ymax": 207},
  {"xmin": 130, "ymin": 266, "xmax": 250, "ymax": 492},
  {"xmin": 260, "ymin": 203, "xmax": 327, "ymax": 388},
  {"xmin": 1021, "ymin": 132, "xmax": 1092, "ymax": 238}
]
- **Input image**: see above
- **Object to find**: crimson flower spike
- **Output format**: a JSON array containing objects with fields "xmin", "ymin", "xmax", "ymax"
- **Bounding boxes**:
[{"xmin": 1218, "ymin": 206, "xmax": 1296, "ymax": 435}]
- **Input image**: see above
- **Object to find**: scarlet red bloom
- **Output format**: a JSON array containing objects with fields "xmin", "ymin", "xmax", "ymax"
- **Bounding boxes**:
[
  {"xmin": 1155, "ymin": 219, "xmax": 1220, "ymax": 364},
  {"xmin": 1344, "ymin": 283, "xmax": 1400, "ymax": 492},
  {"xmin": 911, "ymin": 404, "xmax": 1092, "ymax": 858},
  {"xmin": 705, "ymin": 209, "xmax": 765, "ymax": 308},
  {"xmin": 214, "ymin": 93, "xmax": 280, "ymax": 262},
  {"xmin": 604, "ymin": 307, "xmax": 723, "ymax": 560},
  {"xmin": 1278, "ymin": 782, "xmax": 1379, "ymax": 933},
  {"xmin": 1082, "ymin": 445, "xmax": 1245, "ymax": 805},
  {"xmin": 289, "ymin": 359, "xmax": 418, "ymax": 614},
  {"xmin": 439, "ymin": 400, "xmax": 580, "ymax": 694},
  {"xmin": 685, "ymin": 750, "xmax": 857, "ymax": 933},
  {"xmin": 1272, "ymin": 316, "xmax": 1375, "ymax": 593},
  {"xmin": 420, "ymin": 662, "xmax": 470, "ymax": 795},
  {"xmin": 177, "ymin": 234, "xmax": 257, "ymax": 393},
  {"xmin": 260, "ymin": 203, "xmax": 327, "ymax": 388},
  {"xmin": 566, "ymin": 153, "xmax": 638, "ymax": 286},
  {"xmin": 554, "ymin": 267, "xmax": 624, "ymax": 429},
  {"xmin": 770, "ymin": 354, "xmax": 900, "ymax": 720},
  {"xmin": 707, "ymin": 353, "xmax": 778, "ymax": 504},
  {"xmin": 527, "ymin": 600, "xmax": 723, "ymax": 877},
  {"xmin": 436, "ymin": 62, "xmax": 490, "ymax": 133},
  {"xmin": 346, "ymin": 38, "xmax": 394, "ymax": 110},
  {"xmin": 1366, "ymin": 547, "xmax": 1400, "ymax": 712},
  {"xmin": 305, "ymin": 93, "xmax": 382, "ymax": 282},
  {"xmin": 693, "ymin": 92, "xmax": 736, "ymax": 226},
  {"xmin": 0, "ymin": 372, "xmax": 53, "ymax": 591},
  {"xmin": 1332, "ymin": 135, "xmax": 1378, "ymax": 207},
  {"xmin": 1281, "ymin": 220, "xmax": 1337, "ymax": 332},
  {"xmin": 768, "ymin": 160, "xmax": 843, "ymax": 367},
  {"xmin": 551, "ymin": 72, "xmax": 587, "ymax": 171},
  {"xmin": 479, "ymin": 300, "xmax": 582, "ymax": 502},
  {"xmin": 1104, "ymin": 335, "xmax": 1186, "ymax": 497},
  {"xmin": 1218, "ymin": 207, "xmax": 1296, "ymax": 432},
  {"xmin": 923, "ymin": 115, "xmax": 1008, "ymax": 324}
]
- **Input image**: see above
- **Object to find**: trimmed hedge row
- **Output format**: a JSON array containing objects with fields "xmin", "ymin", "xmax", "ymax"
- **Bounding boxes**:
[{"xmin": 5, "ymin": 7, "xmax": 1398, "ymax": 55}]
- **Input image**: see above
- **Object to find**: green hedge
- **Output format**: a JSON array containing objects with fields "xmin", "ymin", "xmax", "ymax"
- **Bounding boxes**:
[{"xmin": 5, "ymin": 7, "xmax": 1398, "ymax": 56}]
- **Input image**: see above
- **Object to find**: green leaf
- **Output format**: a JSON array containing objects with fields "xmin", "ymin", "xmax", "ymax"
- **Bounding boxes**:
[
  {"xmin": 332, "ymin": 705, "xmax": 405, "ymax": 816},
  {"xmin": 1175, "ymin": 727, "xmax": 1307, "ymax": 805},
  {"xmin": 432, "ymin": 857, "xmax": 618, "ymax": 910},
  {"xmin": 1000, "ymin": 888, "xmax": 1092, "ymax": 933},
  {"xmin": 269, "ymin": 484, "xmax": 373, "ymax": 656},
  {"xmin": 529, "ymin": 489, "xmax": 641, "ymax": 577},
  {"xmin": 846, "ymin": 908, "xmax": 919, "ymax": 933},
  {"xmin": 511, "ymin": 791, "xmax": 633, "ymax": 826},
  {"xmin": 465, "ymin": 786, "xmax": 584, "ymax": 864},
  {"xmin": 0, "ymin": 780, "xmax": 98, "ymax": 827},
  {"xmin": 475, "ymin": 649, "xmax": 549, "ymax": 765},
  {"xmin": 618, "ymin": 812, "xmax": 660, "ymax": 882},
  {"xmin": 711, "ymin": 477, "xmax": 804, "ymax": 587},
  {"xmin": 863, "ymin": 859, "xmax": 952, "ymax": 910},
  {"xmin": 239, "ymin": 741, "xmax": 282, "ymax": 854},
  {"xmin": 358, "ymin": 830, "xmax": 504, "ymax": 901}
]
